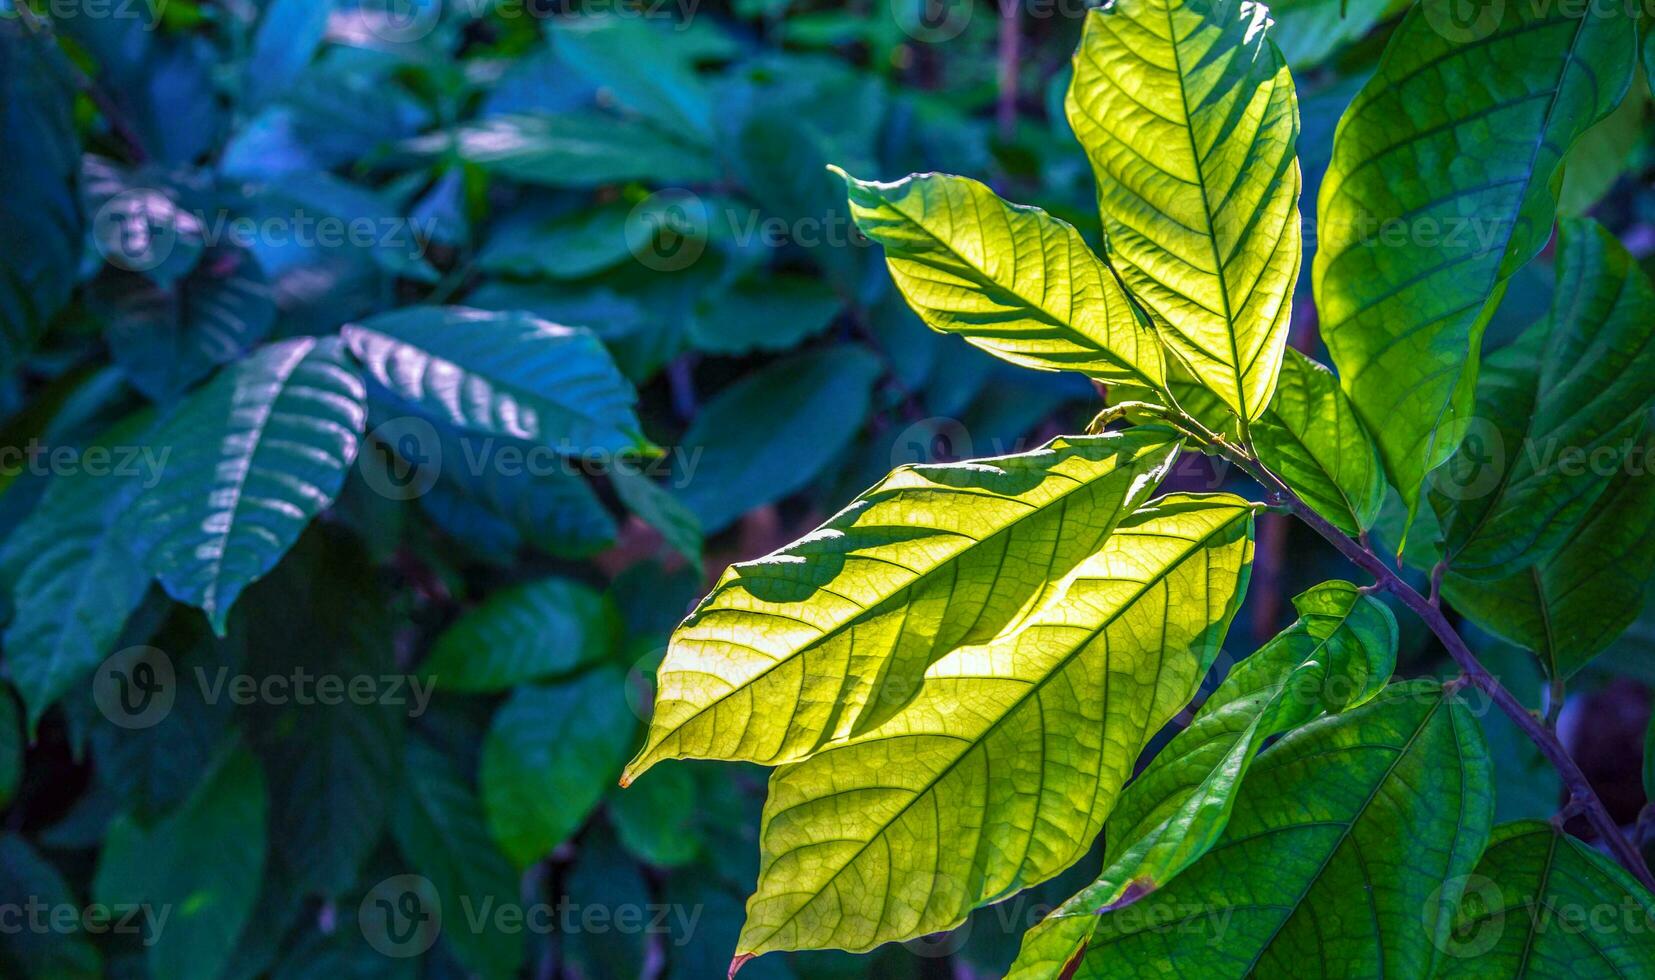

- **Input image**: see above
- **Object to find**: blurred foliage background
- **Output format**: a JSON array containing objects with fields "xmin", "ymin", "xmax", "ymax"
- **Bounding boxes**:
[{"xmin": 0, "ymin": 0, "xmax": 1652, "ymax": 977}]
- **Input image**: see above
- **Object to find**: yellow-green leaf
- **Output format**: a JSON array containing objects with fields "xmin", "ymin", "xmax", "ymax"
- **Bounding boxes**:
[
  {"xmin": 837, "ymin": 169, "xmax": 1166, "ymax": 389},
  {"xmin": 1254, "ymin": 349, "xmax": 1388, "ymax": 535},
  {"xmin": 1068, "ymin": 0, "xmax": 1301, "ymax": 421},
  {"xmin": 625, "ymin": 429, "xmax": 1183, "ymax": 780},
  {"xmin": 1316, "ymin": 0, "xmax": 1636, "ymax": 518},
  {"xmin": 734, "ymin": 493, "xmax": 1255, "ymax": 958}
]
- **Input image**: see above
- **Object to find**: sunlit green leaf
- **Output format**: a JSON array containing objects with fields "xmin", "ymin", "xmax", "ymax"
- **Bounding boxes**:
[
  {"xmin": 1068, "ymin": 0, "xmax": 1301, "ymax": 420},
  {"xmin": 839, "ymin": 170, "xmax": 1165, "ymax": 388},
  {"xmin": 1066, "ymin": 680, "xmax": 1491, "ymax": 978},
  {"xmin": 1009, "ymin": 580, "xmax": 1397, "ymax": 977},
  {"xmin": 733, "ymin": 493, "xmax": 1255, "ymax": 959},
  {"xmin": 1431, "ymin": 219, "xmax": 1655, "ymax": 578},
  {"xmin": 628, "ymin": 428, "xmax": 1184, "ymax": 779},
  {"xmin": 1437, "ymin": 821, "xmax": 1655, "ymax": 974},
  {"xmin": 129, "ymin": 337, "xmax": 368, "ymax": 633},
  {"xmin": 1316, "ymin": 0, "xmax": 1636, "ymax": 516},
  {"xmin": 1255, "ymin": 349, "xmax": 1388, "ymax": 535}
]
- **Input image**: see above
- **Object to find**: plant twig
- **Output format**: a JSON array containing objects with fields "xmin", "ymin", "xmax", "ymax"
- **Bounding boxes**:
[
  {"xmin": 1102, "ymin": 400, "xmax": 1655, "ymax": 887},
  {"xmin": 1214, "ymin": 441, "xmax": 1655, "ymax": 891}
]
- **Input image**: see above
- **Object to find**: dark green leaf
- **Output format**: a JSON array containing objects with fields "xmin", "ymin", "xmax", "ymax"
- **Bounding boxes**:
[
  {"xmin": 245, "ymin": 0, "xmax": 333, "ymax": 108},
  {"xmin": 93, "ymin": 742, "xmax": 268, "ymax": 980},
  {"xmin": 480, "ymin": 666, "xmax": 634, "ymax": 868},
  {"xmin": 1010, "ymin": 580, "xmax": 1398, "ymax": 976},
  {"xmin": 95, "ymin": 250, "xmax": 277, "ymax": 402},
  {"xmin": 1066, "ymin": 681, "xmax": 1492, "ymax": 978},
  {"xmin": 689, "ymin": 276, "xmax": 843, "ymax": 355},
  {"xmin": 343, "ymin": 306, "xmax": 648, "ymax": 457},
  {"xmin": 1438, "ymin": 821, "xmax": 1655, "ymax": 974},
  {"xmin": 0, "ymin": 21, "xmax": 79, "ymax": 376},
  {"xmin": 1444, "ymin": 424, "xmax": 1655, "ymax": 678},
  {"xmin": 406, "ymin": 112, "xmax": 719, "ymax": 188},
  {"xmin": 0, "ymin": 413, "xmax": 156, "ymax": 727},
  {"xmin": 390, "ymin": 736, "xmax": 525, "ymax": 979},
  {"xmin": 0, "ymin": 835, "xmax": 101, "ymax": 979},
  {"xmin": 420, "ymin": 578, "xmax": 619, "ymax": 692},
  {"xmin": 674, "ymin": 347, "xmax": 883, "ymax": 533},
  {"xmin": 1432, "ymin": 219, "xmax": 1655, "ymax": 578},
  {"xmin": 610, "ymin": 763, "xmax": 701, "ymax": 868}
]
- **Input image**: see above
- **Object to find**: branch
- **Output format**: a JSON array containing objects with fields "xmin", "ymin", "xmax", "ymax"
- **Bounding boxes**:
[{"xmin": 1224, "ymin": 444, "xmax": 1655, "ymax": 891}]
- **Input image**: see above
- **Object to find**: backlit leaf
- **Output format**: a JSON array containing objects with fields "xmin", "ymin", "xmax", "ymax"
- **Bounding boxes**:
[
  {"xmin": 627, "ymin": 428, "xmax": 1184, "ymax": 779},
  {"xmin": 1316, "ymin": 0, "xmax": 1635, "ymax": 516},
  {"xmin": 1068, "ymin": 0, "xmax": 1301, "ymax": 420},
  {"xmin": 734, "ymin": 493, "xmax": 1255, "ymax": 958},
  {"xmin": 1254, "ymin": 349, "xmax": 1387, "ymax": 535},
  {"xmin": 839, "ymin": 170, "xmax": 1165, "ymax": 388}
]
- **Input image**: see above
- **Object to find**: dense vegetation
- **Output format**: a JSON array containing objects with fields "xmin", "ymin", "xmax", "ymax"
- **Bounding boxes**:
[{"xmin": 1, "ymin": 0, "xmax": 1654, "ymax": 977}]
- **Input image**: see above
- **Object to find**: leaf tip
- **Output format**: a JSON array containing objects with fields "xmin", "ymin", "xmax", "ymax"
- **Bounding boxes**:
[{"xmin": 729, "ymin": 953, "xmax": 756, "ymax": 978}]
